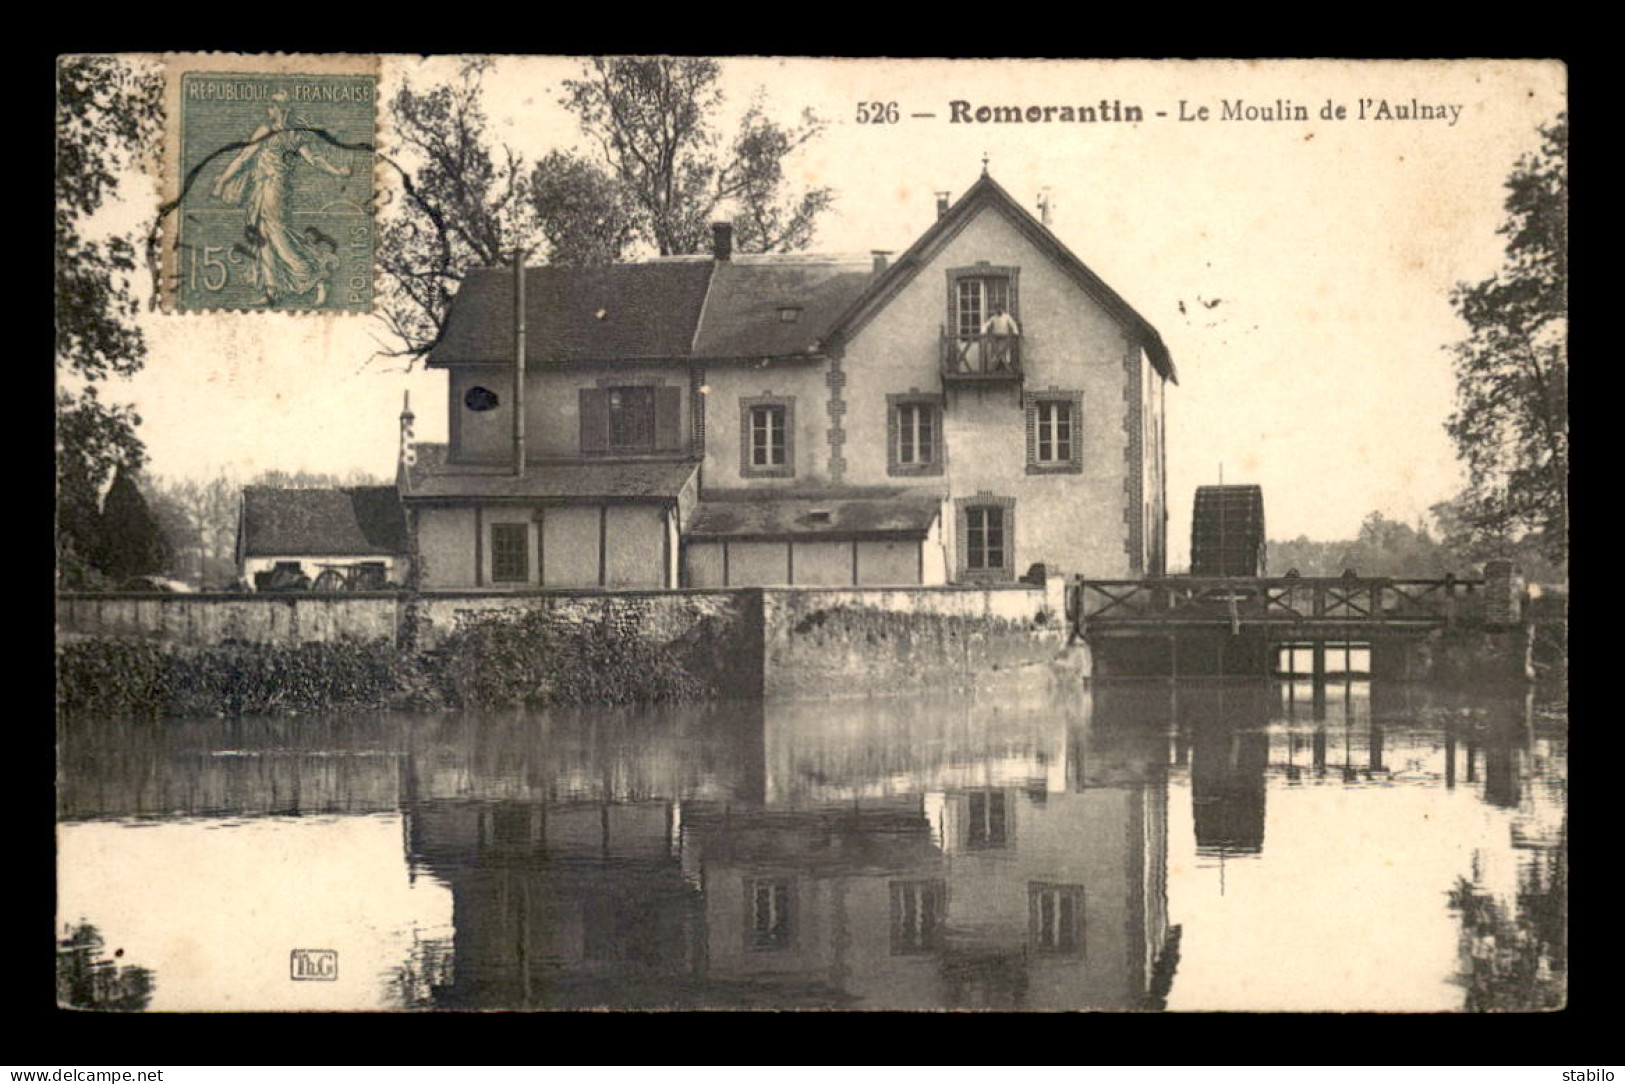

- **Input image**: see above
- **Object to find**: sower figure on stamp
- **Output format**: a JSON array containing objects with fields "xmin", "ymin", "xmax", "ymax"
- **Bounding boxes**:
[
  {"xmin": 211, "ymin": 90, "xmax": 352, "ymax": 307},
  {"xmin": 981, "ymin": 304, "xmax": 1019, "ymax": 370}
]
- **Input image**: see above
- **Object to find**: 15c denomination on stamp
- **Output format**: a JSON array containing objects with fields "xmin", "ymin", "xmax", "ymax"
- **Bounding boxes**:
[{"xmin": 158, "ymin": 54, "xmax": 379, "ymax": 314}]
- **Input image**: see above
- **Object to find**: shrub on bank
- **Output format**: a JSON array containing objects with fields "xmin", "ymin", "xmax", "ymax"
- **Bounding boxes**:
[
  {"xmin": 56, "ymin": 639, "xmax": 422, "ymax": 718},
  {"xmin": 434, "ymin": 608, "xmax": 709, "ymax": 709}
]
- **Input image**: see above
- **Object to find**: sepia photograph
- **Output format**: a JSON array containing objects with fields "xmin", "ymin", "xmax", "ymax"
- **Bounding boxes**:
[{"xmin": 54, "ymin": 56, "xmax": 1567, "ymax": 1013}]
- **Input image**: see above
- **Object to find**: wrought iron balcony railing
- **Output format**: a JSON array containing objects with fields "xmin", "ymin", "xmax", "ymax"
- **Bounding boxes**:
[{"xmin": 941, "ymin": 332, "xmax": 1023, "ymax": 380}]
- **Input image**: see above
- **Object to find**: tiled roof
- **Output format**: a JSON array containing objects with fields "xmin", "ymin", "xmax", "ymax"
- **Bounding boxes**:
[
  {"xmin": 686, "ymin": 494, "xmax": 942, "ymax": 541},
  {"xmin": 403, "ymin": 441, "xmax": 450, "ymax": 492},
  {"xmin": 428, "ymin": 261, "xmax": 715, "ymax": 367},
  {"xmin": 426, "ymin": 173, "xmax": 1175, "ymax": 383},
  {"xmin": 690, "ymin": 257, "xmax": 875, "ymax": 359},
  {"xmin": 240, "ymin": 487, "xmax": 407, "ymax": 557},
  {"xmin": 404, "ymin": 459, "xmax": 699, "ymax": 502}
]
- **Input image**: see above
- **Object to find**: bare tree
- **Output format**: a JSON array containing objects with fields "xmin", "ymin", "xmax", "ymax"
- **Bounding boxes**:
[
  {"xmin": 373, "ymin": 56, "xmax": 835, "ymax": 362},
  {"xmin": 375, "ymin": 58, "xmax": 540, "ymax": 361}
]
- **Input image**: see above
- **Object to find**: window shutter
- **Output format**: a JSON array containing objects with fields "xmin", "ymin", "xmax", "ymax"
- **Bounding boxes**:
[
  {"xmin": 1007, "ymin": 274, "xmax": 1020, "ymax": 323},
  {"xmin": 580, "ymin": 388, "xmax": 609, "ymax": 453},
  {"xmin": 655, "ymin": 386, "xmax": 682, "ymax": 451}
]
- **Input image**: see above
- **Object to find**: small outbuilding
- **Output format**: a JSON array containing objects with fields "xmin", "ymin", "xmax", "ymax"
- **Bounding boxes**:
[{"xmin": 237, "ymin": 486, "xmax": 409, "ymax": 590}]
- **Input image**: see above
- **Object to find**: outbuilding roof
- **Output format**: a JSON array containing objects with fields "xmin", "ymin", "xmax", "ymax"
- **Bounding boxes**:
[
  {"xmin": 239, "ymin": 486, "xmax": 407, "ymax": 557},
  {"xmin": 403, "ymin": 458, "xmax": 699, "ymax": 503}
]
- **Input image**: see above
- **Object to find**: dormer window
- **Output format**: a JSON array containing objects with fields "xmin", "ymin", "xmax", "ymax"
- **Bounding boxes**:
[{"xmin": 777, "ymin": 306, "xmax": 802, "ymax": 323}]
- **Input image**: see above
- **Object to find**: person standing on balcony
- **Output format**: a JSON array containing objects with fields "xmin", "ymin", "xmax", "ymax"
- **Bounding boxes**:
[{"xmin": 981, "ymin": 305, "xmax": 1021, "ymax": 370}]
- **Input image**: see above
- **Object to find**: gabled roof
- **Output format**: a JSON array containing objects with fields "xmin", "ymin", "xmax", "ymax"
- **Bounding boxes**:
[
  {"xmin": 687, "ymin": 493, "xmax": 941, "ymax": 542},
  {"xmin": 240, "ymin": 486, "xmax": 407, "ymax": 557},
  {"xmin": 403, "ymin": 458, "xmax": 698, "ymax": 503},
  {"xmin": 429, "ymin": 261, "xmax": 715, "ymax": 367},
  {"xmin": 689, "ymin": 256, "xmax": 874, "ymax": 359},
  {"xmin": 823, "ymin": 172, "xmax": 1177, "ymax": 383}
]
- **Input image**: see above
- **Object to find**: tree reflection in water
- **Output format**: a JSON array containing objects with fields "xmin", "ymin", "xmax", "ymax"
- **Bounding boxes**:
[
  {"xmin": 1448, "ymin": 824, "xmax": 1567, "ymax": 1012},
  {"xmin": 57, "ymin": 923, "xmax": 155, "ymax": 1012}
]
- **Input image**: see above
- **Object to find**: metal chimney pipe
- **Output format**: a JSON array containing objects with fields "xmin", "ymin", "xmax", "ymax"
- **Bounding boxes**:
[{"xmin": 513, "ymin": 251, "xmax": 527, "ymax": 478}]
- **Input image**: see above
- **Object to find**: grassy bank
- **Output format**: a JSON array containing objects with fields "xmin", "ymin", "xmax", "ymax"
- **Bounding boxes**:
[{"xmin": 57, "ymin": 609, "xmax": 713, "ymax": 719}]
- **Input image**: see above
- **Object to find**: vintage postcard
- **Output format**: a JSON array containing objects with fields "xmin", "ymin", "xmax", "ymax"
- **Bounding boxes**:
[{"xmin": 55, "ymin": 57, "xmax": 1567, "ymax": 1013}]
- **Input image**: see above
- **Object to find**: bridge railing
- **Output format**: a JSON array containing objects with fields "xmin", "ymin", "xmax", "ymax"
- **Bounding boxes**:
[{"xmin": 1074, "ymin": 576, "xmax": 1484, "ymax": 627}]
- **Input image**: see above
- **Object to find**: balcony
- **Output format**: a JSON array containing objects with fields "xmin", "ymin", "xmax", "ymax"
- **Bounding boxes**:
[{"xmin": 941, "ymin": 332, "xmax": 1023, "ymax": 383}]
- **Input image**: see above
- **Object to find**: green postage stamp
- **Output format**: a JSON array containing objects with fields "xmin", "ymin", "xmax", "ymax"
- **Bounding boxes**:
[{"xmin": 163, "ymin": 57, "xmax": 378, "ymax": 313}]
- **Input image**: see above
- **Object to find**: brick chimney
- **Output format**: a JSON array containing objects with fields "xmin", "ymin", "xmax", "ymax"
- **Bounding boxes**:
[
  {"xmin": 935, "ymin": 191, "xmax": 951, "ymax": 219},
  {"xmin": 872, "ymin": 250, "xmax": 891, "ymax": 273},
  {"xmin": 712, "ymin": 222, "xmax": 733, "ymax": 261}
]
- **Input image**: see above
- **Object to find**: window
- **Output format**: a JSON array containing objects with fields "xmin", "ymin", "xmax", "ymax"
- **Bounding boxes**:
[
  {"xmin": 1025, "ymin": 390, "xmax": 1084, "ymax": 474},
  {"xmin": 751, "ymin": 406, "xmax": 786, "ymax": 466},
  {"xmin": 945, "ymin": 267, "xmax": 1022, "ymax": 375},
  {"xmin": 966, "ymin": 507, "xmax": 1006, "ymax": 572},
  {"xmin": 608, "ymin": 386, "xmax": 656, "ymax": 451},
  {"xmin": 490, "ymin": 522, "xmax": 529, "ymax": 583},
  {"xmin": 965, "ymin": 791, "xmax": 1008, "ymax": 849},
  {"xmin": 1029, "ymin": 883, "xmax": 1085, "ymax": 956},
  {"xmin": 955, "ymin": 275, "xmax": 1012, "ymax": 337},
  {"xmin": 1036, "ymin": 401, "xmax": 1072, "ymax": 462},
  {"xmin": 887, "ymin": 393, "xmax": 944, "ymax": 476},
  {"xmin": 890, "ymin": 880, "xmax": 947, "ymax": 955},
  {"xmin": 956, "ymin": 496, "xmax": 1016, "ymax": 582},
  {"xmin": 947, "ymin": 266, "xmax": 1020, "ymax": 336},
  {"xmin": 746, "ymin": 878, "xmax": 794, "ymax": 951},
  {"xmin": 739, "ymin": 395, "xmax": 795, "ymax": 478},
  {"xmin": 579, "ymin": 384, "xmax": 683, "ymax": 455}
]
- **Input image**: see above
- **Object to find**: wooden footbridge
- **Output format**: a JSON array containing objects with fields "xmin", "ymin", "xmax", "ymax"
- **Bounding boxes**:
[
  {"xmin": 1070, "ymin": 573, "xmax": 1520, "ymax": 680},
  {"xmin": 1070, "ymin": 485, "xmax": 1531, "ymax": 680}
]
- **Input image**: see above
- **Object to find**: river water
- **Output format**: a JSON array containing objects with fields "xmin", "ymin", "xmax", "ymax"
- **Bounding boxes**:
[{"xmin": 56, "ymin": 678, "xmax": 1565, "ymax": 1012}]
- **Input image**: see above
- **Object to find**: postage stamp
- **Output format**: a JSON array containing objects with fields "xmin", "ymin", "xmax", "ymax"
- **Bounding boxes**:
[{"xmin": 158, "ymin": 54, "xmax": 379, "ymax": 313}]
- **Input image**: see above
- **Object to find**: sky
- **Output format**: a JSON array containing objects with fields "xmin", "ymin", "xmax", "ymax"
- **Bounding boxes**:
[{"xmin": 93, "ymin": 57, "xmax": 1566, "ymax": 560}]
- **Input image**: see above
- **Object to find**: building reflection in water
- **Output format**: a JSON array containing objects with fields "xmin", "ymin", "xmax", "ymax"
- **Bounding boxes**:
[{"xmin": 403, "ymin": 688, "xmax": 1177, "ymax": 1011}]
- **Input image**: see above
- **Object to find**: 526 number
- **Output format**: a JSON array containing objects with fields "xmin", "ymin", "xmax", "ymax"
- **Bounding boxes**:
[{"xmin": 856, "ymin": 101, "xmax": 900, "ymax": 124}]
